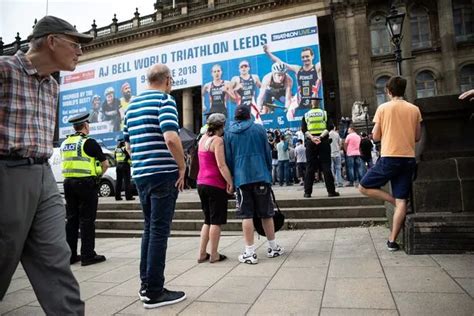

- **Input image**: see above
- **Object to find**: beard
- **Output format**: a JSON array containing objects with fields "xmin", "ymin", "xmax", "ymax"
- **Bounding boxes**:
[{"xmin": 123, "ymin": 91, "xmax": 132, "ymax": 101}]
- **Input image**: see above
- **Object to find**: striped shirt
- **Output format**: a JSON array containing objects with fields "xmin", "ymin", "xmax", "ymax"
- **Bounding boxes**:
[
  {"xmin": 123, "ymin": 89, "xmax": 179, "ymax": 179},
  {"xmin": 0, "ymin": 51, "xmax": 58, "ymax": 158}
]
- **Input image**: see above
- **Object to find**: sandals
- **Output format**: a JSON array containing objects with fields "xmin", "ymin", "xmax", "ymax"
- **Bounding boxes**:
[
  {"xmin": 197, "ymin": 253, "xmax": 210, "ymax": 263},
  {"xmin": 210, "ymin": 253, "xmax": 227, "ymax": 263}
]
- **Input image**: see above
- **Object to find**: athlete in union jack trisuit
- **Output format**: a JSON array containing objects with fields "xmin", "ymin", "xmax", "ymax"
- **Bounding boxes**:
[
  {"xmin": 230, "ymin": 60, "xmax": 262, "ymax": 124},
  {"xmin": 256, "ymin": 62, "xmax": 294, "ymax": 117},
  {"xmin": 202, "ymin": 64, "xmax": 237, "ymax": 118},
  {"xmin": 263, "ymin": 44, "xmax": 322, "ymax": 119}
]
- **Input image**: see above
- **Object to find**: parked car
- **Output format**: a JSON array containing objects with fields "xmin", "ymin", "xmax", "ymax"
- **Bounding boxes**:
[{"xmin": 49, "ymin": 147, "xmax": 135, "ymax": 197}]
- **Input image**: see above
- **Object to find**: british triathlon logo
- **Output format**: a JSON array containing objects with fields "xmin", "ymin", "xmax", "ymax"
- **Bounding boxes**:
[{"xmin": 271, "ymin": 27, "xmax": 317, "ymax": 42}]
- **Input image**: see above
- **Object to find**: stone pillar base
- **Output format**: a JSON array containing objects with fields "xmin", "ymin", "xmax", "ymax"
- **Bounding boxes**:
[{"xmin": 404, "ymin": 213, "xmax": 474, "ymax": 254}]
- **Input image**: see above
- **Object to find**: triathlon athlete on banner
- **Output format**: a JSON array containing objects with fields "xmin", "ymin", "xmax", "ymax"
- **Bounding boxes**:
[
  {"xmin": 263, "ymin": 44, "xmax": 322, "ymax": 111},
  {"xmin": 230, "ymin": 60, "xmax": 262, "ymax": 123},
  {"xmin": 202, "ymin": 64, "xmax": 236, "ymax": 118},
  {"xmin": 256, "ymin": 62, "xmax": 294, "ymax": 115}
]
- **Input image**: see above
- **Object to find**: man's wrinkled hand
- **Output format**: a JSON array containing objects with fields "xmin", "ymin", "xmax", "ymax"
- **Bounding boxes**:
[{"xmin": 175, "ymin": 168, "xmax": 185, "ymax": 191}]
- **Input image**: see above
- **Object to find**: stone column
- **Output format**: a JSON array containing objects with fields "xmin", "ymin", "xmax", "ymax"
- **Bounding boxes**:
[
  {"xmin": 333, "ymin": 3, "xmax": 353, "ymax": 117},
  {"xmin": 438, "ymin": 0, "xmax": 459, "ymax": 94},
  {"xmin": 182, "ymin": 88, "xmax": 194, "ymax": 131},
  {"xmin": 353, "ymin": 1, "xmax": 376, "ymax": 112},
  {"xmin": 346, "ymin": 6, "xmax": 362, "ymax": 103}
]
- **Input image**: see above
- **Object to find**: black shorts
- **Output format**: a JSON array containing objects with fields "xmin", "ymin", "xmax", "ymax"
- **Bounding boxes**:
[
  {"xmin": 236, "ymin": 182, "xmax": 274, "ymax": 219},
  {"xmin": 197, "ymin": 184, "xmax": 228, "ymax": 225}
]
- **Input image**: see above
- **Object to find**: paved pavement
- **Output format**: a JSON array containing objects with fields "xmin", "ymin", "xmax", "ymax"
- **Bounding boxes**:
[{"xmin": 2, "ymin": 226, "xmax": 473, "ymax": 315}]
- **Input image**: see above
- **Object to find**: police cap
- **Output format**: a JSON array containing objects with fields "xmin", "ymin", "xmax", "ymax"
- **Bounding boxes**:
[{"xmin": 68, "ymin": 113, "xmax": 90, "ymax": 125}]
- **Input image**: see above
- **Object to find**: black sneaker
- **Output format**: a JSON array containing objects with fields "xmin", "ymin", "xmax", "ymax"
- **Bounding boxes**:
[
  {"xmin": 143, "ymin": 288, "xmax": 186, "ymax": 309},
  {"xmin": 328, "ymin": 192, "xmax": 340, "ymax": 197},
  {"xmin": 138, "ymin": 284, "xmax": 149, "ymax": 302},
  {"xmin": 386, "ymin": 240, "xmax": 400, "ymax": 251},
  {"xmin": 304, "ymin": 193, "xmax": 311, "ymax": 198}
]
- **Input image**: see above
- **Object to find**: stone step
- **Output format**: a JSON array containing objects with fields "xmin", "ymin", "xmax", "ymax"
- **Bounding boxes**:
[
  {"xmin": 97, "ymin": 196, "xmax": 383, "ymax": 211},
  {"xmin": 95, "ymin": 217, "xmax": 387, "ymax": 231},
  {"xmin": 97, "ymin": 205, "xmax": 386, "ymax": 220},
  {"xmin": 95, "ymin": 229, "xmax": 241, "ymax": 238}
]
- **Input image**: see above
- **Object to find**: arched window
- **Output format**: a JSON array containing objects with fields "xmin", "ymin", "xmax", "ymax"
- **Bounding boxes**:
[
  {"xmin": 411, "ymin": 6, "xmax": 431, "ymax": 49},
  {"xmin": 416, "ymin": 71, "xmax": 437, "ymax": 98},
  {"xmin": 370, "ymin": 14, "xmax": 391, "ymax": 56},
  {"xmin": 375, "ymin": 76, "xmax": 390, "ymax": 105},
  {"xmin": 453, "ymin": 0, "xmax": 474, "ymax": 42},
  {"xmin": 460, "ymin": 64, "xmax": 474, "ymax": 92}
]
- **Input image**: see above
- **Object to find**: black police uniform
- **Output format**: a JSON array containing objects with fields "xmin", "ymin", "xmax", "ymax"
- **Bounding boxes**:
[
  {"xmin": 62, "ymin": 113, "xmax": 107, "ymax": 266},
  {"xmin": 301, "ymin": 104, "xmax": 338, "ymax": 198},
  {"xmin": 115, "ymin": 142, "xmax": 134, "ymax": 201}
]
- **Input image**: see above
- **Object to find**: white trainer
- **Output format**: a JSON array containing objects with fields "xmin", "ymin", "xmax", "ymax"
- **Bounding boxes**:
[
  {"xmin": 238, "ymin": 252, "xmax": 258, "ymax": 264},
  {"xmin": 267, "ymin": 246, "xmax": 284, "ymax": 258}
]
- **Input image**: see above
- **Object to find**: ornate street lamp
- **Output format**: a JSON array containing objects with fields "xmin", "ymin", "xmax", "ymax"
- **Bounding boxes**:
[{"xmin": 386, "ymin": 5, "xmax": 405, "ymax": 75}]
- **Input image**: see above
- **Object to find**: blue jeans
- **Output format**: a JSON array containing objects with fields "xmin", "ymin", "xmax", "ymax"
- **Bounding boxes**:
[
  {"xmin": 331, "ymin": 156, "xmax": 343, "ymax": 186},
  {"xmin": 278, "ymin": 160, "xmax": 290, "ymax": 185},
  {"xmin": 135, "ymin": 172, "xmax": 178, "ymax": 294},
  {"xmin": 346, "ymin": 156, "xmax": 366, "ymax": 183}
]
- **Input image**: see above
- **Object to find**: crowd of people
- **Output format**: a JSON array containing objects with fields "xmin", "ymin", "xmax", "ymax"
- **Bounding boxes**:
[{"xmin": 2, "ymin": 14, "xmax": 474, "ymax": 314}]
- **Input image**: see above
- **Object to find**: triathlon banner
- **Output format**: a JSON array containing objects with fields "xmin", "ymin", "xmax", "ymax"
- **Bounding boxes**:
[{"xmin": 59, "ymin": 15, "xmax": 322, "ymax": 148}]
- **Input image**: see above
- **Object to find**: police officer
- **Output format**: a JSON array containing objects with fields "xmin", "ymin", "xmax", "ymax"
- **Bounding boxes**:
[
  {"xmin": 302, "ymin": 98, "xmax": 340, "ymax": 198},
  {"xmin": 114, "ymin": 137, "xmax": 134, "ymax": 201},
  {"xmin": 61, "ymin": 113, "xmax": 109, "ymax": 266}
]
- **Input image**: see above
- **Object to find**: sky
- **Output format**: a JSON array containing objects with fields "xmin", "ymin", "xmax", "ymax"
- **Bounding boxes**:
[{"xmin": 0, "ymin": 0, "xmax": 161, "ymax": 44}]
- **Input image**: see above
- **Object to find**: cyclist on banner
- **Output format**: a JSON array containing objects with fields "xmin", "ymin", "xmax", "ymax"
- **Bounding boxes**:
[
  {"xmin": 202, "ymin": 64, "xmax": 236, "ymax": 118},
  {"xmin": 256, "ymin": 62, "xmax": 295, "ymax": 116},
  {"xmin": 230, "ymin": 60, "xmax": 262, "ymax": 123},
  {"xmin": 263, "ymin": 44, "xmax": 322, "ymax": 110}
]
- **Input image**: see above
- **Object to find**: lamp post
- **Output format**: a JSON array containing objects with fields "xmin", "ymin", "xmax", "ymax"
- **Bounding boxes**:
[{"xmin": 386, "ymin": 5, "xmax": 406, "ymax": 76}]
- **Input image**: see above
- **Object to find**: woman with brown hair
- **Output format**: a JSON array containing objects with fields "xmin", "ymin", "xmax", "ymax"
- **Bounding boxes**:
[{"xmin": 196, "ymin": 113, "xmax": 234, "ymax": 263}]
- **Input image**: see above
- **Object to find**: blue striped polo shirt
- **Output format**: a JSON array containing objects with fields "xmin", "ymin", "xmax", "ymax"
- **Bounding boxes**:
[{"xmin": 123, "ymin": 90, "xmax": 179, "ymax": 179}]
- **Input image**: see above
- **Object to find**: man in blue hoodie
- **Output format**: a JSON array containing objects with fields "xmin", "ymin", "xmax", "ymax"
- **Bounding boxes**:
[{"xmin": 225, "ymin": 106, "xmax": 284, "ymax": 264}]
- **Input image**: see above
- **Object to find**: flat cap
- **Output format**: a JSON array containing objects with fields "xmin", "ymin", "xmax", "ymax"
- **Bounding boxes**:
[
  {"xmin": 207, "ymin": 113, "xmax": 226, "ymax": 126},
  {"xmin": 28, "ymin": 15, "xmax": 93, "ymax": 43},
  {"xmin": 68, "ymin": 113, "xmax": 90, "ymax": 125}
]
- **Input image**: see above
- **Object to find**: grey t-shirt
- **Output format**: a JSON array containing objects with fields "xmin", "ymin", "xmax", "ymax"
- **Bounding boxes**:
[
  {"xmin": 329, "ymin": 130, "xmax": 341, "ymax": 157},
  {"xmin": 295, "ymin": 144, "xmax": 307, "ymax": 163}
]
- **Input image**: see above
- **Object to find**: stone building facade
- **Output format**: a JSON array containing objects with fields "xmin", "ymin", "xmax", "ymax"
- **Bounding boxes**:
[{"xmin": 2, "ymin": 0, "xmax": 473, "ymax": 134}]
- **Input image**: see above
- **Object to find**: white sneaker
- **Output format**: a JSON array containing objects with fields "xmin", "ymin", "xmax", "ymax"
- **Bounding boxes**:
[
  {"xmin": 267, "ymin": 246, "xmax": 284, "ymax": 258},
  {"xmin": 238, "ymin": 252, "xmax": 258, "ymax": 264}
]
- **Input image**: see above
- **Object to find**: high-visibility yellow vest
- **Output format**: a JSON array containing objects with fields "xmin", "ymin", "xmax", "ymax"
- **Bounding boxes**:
[
  {"xmin": 61, "ymin": 134, "xmax": 102, "ymax": 178},
  {"xmin": 115, "ymin": 147, "xmax": 130, "ymax": 165},
  {"xmin": 304, "ymin": 108, "xmax": 327, "ymax": 135}
]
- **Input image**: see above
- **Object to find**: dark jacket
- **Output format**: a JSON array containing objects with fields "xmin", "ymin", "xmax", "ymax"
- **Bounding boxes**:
[{"xmin": 224, "ymin": 118, "xmax": 272, "ymax": 187}]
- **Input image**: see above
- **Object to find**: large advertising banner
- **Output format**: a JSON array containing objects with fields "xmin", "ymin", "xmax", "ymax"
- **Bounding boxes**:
[{"xmin": 59, "ymin": 15, "xmax": 322, "ymax": 148}]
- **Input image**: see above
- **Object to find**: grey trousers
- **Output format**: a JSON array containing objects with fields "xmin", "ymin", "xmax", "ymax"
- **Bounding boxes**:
[{"xmin": 0, "ymin": 161, "xmax": 84, "ymax": 315}]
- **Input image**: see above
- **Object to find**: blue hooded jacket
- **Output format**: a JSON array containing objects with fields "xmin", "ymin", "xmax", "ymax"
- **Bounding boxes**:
[{"xmin": 224, "ymin": 118, "xmax": 272, "ymax": 188}]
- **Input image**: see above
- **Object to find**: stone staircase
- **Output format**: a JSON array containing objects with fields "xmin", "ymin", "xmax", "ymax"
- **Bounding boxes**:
[{"xmin": 96, "ymin": 194, "xmax": 387, "ymax": 238}]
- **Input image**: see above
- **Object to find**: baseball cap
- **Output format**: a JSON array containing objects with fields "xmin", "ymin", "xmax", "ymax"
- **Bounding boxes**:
[
  {"xmin": 28, "ymin": 16, "xmax": 93, "ymax": 43},
  {"xmin": 234, "ymin": 105, "xmax": 251, "ymax": 120}
]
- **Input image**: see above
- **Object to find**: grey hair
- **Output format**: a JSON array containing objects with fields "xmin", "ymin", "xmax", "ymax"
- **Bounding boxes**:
[
  {"xmin": 29, "ymin": 36, "xmax": 47, "ymax": 51},
  {"xmin": 147, "ymin": 64, "xmax": 170, "ymax": 85}
]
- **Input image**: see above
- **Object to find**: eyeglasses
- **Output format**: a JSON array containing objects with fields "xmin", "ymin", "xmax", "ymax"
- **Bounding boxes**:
[
  {"xmin": 54, "ymin": 36, "xmax": 82, "ymax": 50},
  {"xmin": 240, "ymin": 64, "xmax": 249, "ymax": 68}
]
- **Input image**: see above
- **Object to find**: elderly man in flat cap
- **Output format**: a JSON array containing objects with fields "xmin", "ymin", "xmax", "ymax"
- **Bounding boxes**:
[
  {"xmin": 0, "ymin": 15, "xmax": 92, "ymax": 314},
  {"xmin": 61, "ymin": 113, "xmax": 109, "ymax": 267}
]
